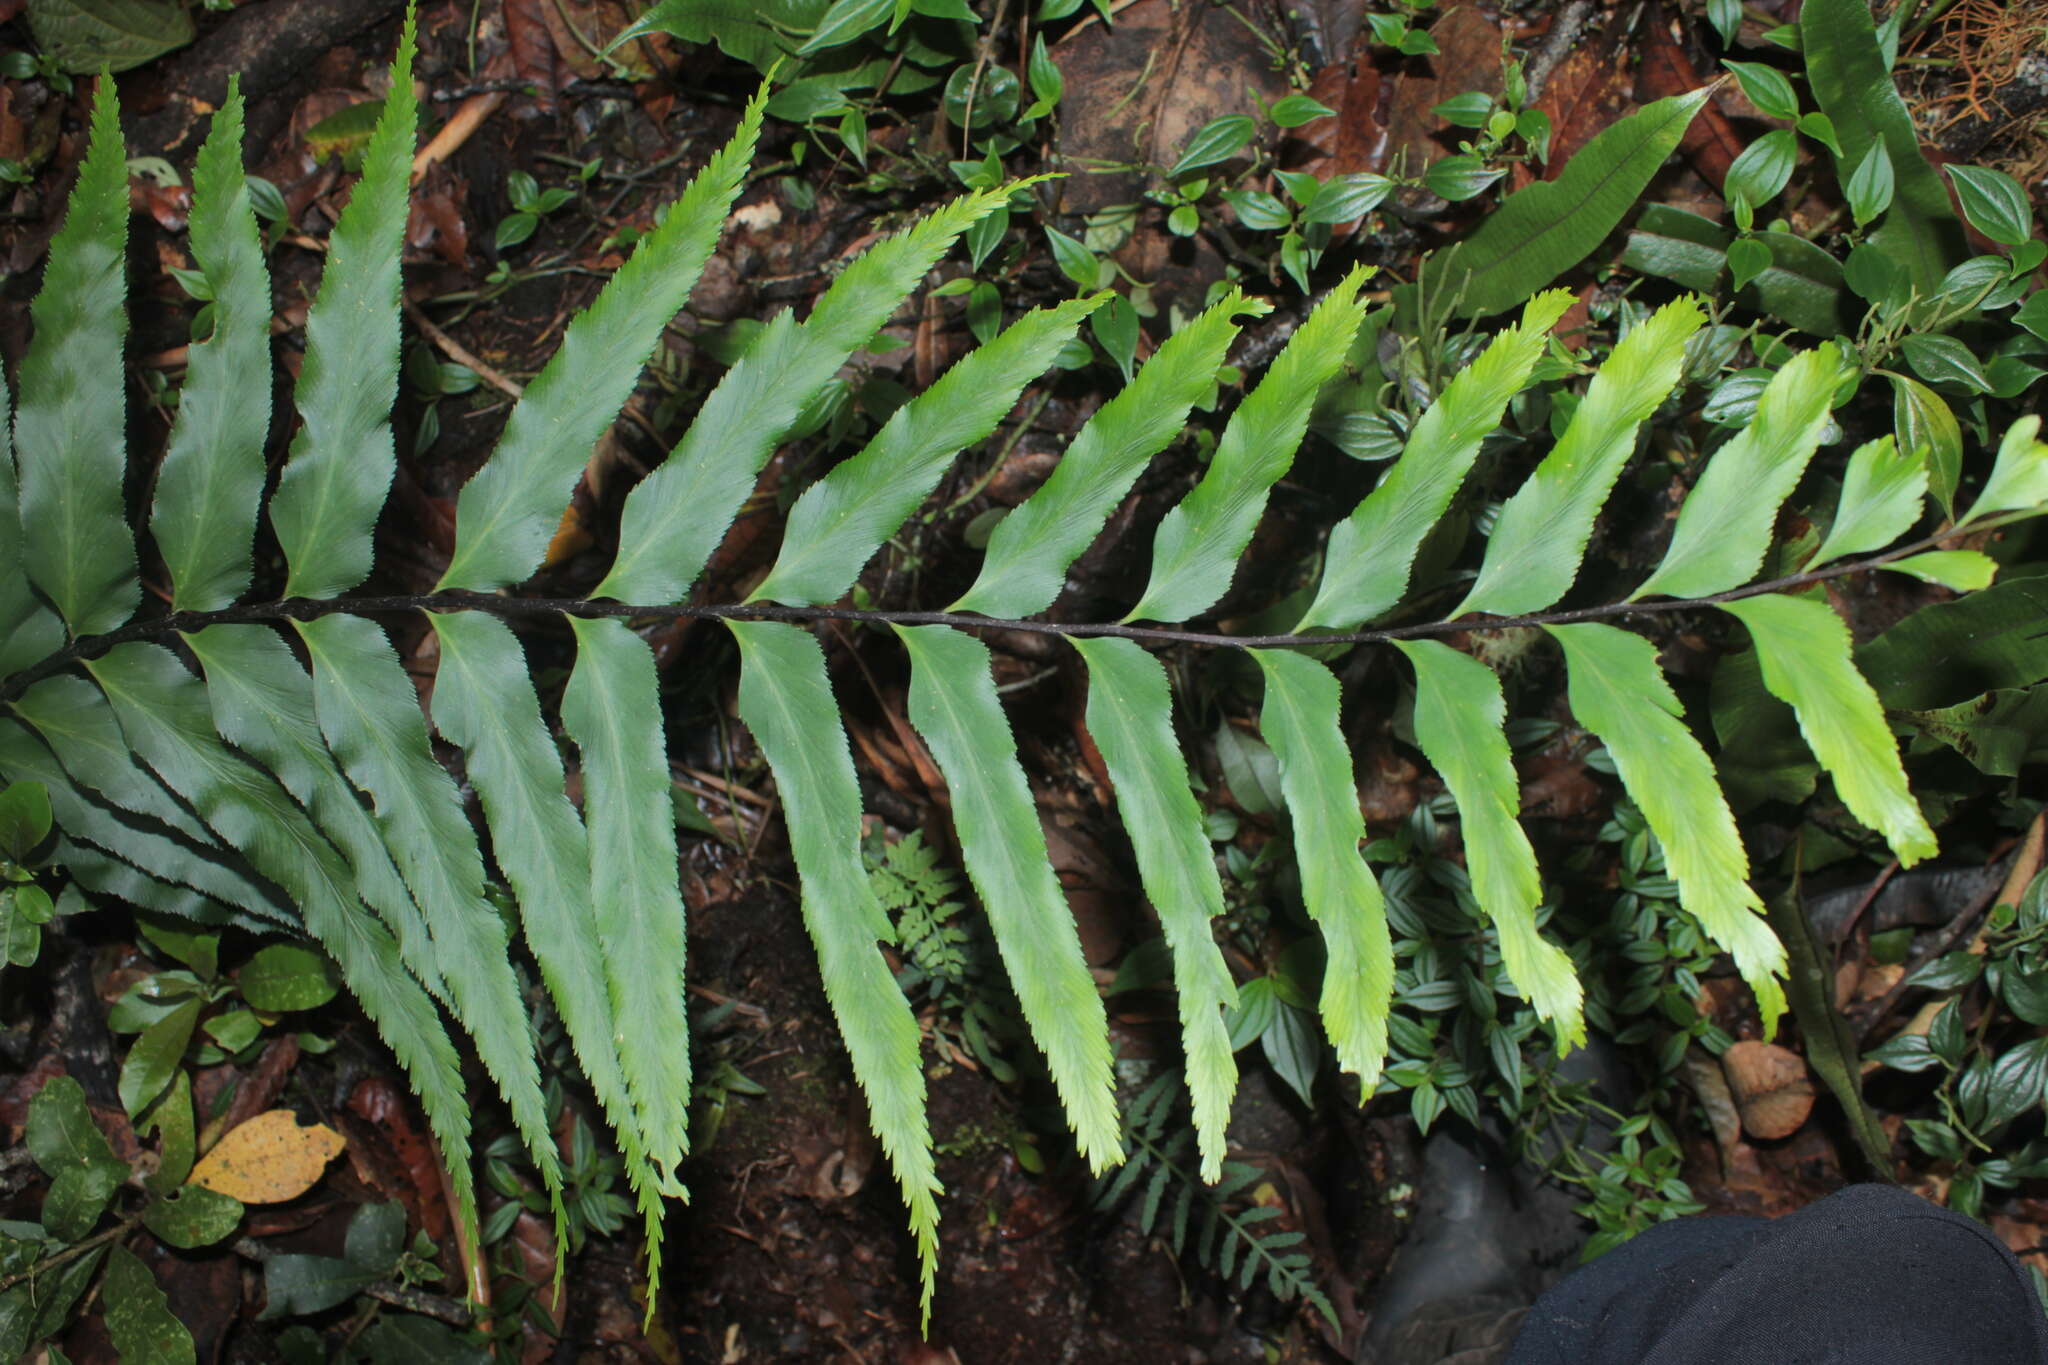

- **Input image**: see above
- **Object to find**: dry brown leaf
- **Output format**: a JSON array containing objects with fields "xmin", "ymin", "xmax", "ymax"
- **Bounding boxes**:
[
  {"xmin": 189, "ymin": 1110, "xmax": 345, "ymax": 1203},
  {"xmin": 1721, "ymin": 1040, "xmax": 1816, "ymax": 1140}
]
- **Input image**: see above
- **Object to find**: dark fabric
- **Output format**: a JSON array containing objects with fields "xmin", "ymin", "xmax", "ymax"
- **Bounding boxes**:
[{"xmin": 1505, "ymin": 1184, "xmax": 2048, "ymax": 1365}]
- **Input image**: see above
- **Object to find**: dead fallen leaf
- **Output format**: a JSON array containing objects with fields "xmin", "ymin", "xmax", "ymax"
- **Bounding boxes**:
[
  {"xmin": 189, "ymin": 1109, "xmax": 346, "ymax": 1203},
  {"xmin": 1721, "ymin": 1040, "xmax": 1816, "ymax": 1140}
]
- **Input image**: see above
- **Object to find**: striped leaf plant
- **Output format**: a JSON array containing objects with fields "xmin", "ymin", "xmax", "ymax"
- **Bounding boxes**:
[{"xmin": 5, "ymin": 20, "xmax": 2046, "ymax": 1315}]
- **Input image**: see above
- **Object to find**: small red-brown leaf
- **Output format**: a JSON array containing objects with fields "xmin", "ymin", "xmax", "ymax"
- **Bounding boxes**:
[{"xmin": 1722, "ymin": 1040, "xmax": 1816, "ymax": 1140}]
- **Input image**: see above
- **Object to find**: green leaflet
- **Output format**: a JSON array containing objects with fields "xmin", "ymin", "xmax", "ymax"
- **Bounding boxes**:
[
  {"xmin": 596, "ymin": 184, "xmax": 1016, "ymax": 604},
  {"xmin": 1719, "ymin": 594, "xmax": 1937, "ymax": 866},
  {"xmin": 1252, "ymin": 648, "xmax": 1393, "ymax": 1089},
  {"xmin": 1889, "ymin": 374, "xmax": 1962, "ymax": 514},
  {"xmin": 1633, "ymin": 344, "xmax": 1841, "ymax": 600},
  {"xmin": 728, "ymin": 621, "xmax": 941, "ymax": 1313},
  {"xmin": 1394, "ymin": 641, "xmax": 1582, "ymax": 1047},
  {"xmin": 1417, "ymin": 86, "xmax": 1713, "ymax": 319},
  {"xmin": 80, "ymin": 642, "xmax": 478, "ymax": 1225},
  {"xmin": 267, "ymin": 16, "xmax": 418, "ymax": 600},
  {"xmin": 151, "ymin": 80, "xmax": 273, "ymax": 612},
  {"xmin": 56, "ymin": 836, "xmax": 247, "ymax": 931},
  {"xmin": 103, "ymin": 1243, "xmax": 196, "ymax": 1365},
  {"xmin": 424, "ymin": 611, "xmax": 671, "ymax": 1274},
  {"xmin": 1129, "ymin": 268, "xmax": 1372, "ymax": 624},
  {"xmin": 1296, "ymin": 289, "xmax": 1574, "ymax": 632},
  {"xmin": 1547, "ymin": 623, "xmax": 1786, "ymax": 1034},
  {"xmin": 0, "ymin": 369, "xmax": 63, "ymax": 679},
  {"xmin": 1808, "ymin": 437, "xmax": 1926, "ymax": 569},
  {"xmin": 1457, "ymin": 297, "xmax": 1703, "ymax": 618},
  {"xmin": 1801, "ymin": 0, "xmax": 1966, "ymax": 295},
  {"xmin": 440, "ymin": 87, "xmax": 768, "ymax": 592},
  {"xmin": 954, "ymin": 287, "xmax": 1270, "ymax": 619},
  {"xmin": 15, "ymin": 78, "xmax": 135, "ymax": 636},
  {"xmin": 755, "ymin": 294, "xmax": 1103, "ymax": 607},
  {"xmin": 894, "ymin": 624, "xmax": 1121, "ymax": 1167},
  {"xmin": 559, "ymin": 617, "xmax": 693, "ymax": 1176},
  {"xmin": 1071, "ymin": 636, "xmax": 1237, "ymax": 1180},
  {"xmin": 1882, "ymin": 550, "xmax": 1995, "ymax": 591},
  {"xmin": 1964, "ymin": 416, "xmax": 2048, "ymax": 524}
]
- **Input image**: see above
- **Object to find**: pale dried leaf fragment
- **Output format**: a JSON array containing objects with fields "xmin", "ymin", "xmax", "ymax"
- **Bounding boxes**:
[{"xmin": 1721, "ymin": 1040, "xmax": 1816, "ymax": 1140}]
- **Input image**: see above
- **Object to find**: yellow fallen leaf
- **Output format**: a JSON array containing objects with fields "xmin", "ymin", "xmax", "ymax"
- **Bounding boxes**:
[{"xmin": 188, "ymin": 1109, "xmax": 346, "ymax": 1203}]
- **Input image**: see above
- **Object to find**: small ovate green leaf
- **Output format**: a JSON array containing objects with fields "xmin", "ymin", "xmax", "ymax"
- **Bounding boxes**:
[
  {"xmin": 1171, "ymin": 114, "xmax": 1256, "ymax": 178},
  {"xmin": 1270, "ymin": 94, "xmax": 1336, "ymax": 128},
  {"xmin": 1808, "ymin": 436, "xmax": 1926, "ymax": 568},
  {"xmin": 267, "ymin": 16, "xmax": 418, "ymax": 599},
  {"xmin": 1252, "ymin": 649, "xmax": 1393, "ymax": 1089},
  {"xmin": 151, "ymin": 80, "xmax": 273, "ymax": 612},
  {"xmin": 1724, "ymin": 129, "xmax": 1797, "ymax": 207},
  {"xmin": 1899, "ymin": 333, "xmax": 1991, "ymax": 393},
  {"xmin": 597, "ymin": 183, "xmax": 1017, "ymax": 604},
  {"xmin": 1458, "ymin": 296, "xmax": 1703, "ymax": 618},
  {"xmin": 238, "ymin": 943, "xmax": 341, "ymax": 1012},
  {"xmin": 15, "ymin": 77, "xmax": 136, "ymax": 636},
  {"xmin": 754, "ymin": 294, "xmax": 1102, "ymax": 606},
  {"xmin": 26, "ymin": 1074, "xmax": 128, "ymax": 1240},
  {"xmin": 1889, "ymin": 372, "xmax": 1963, "ymax": 513},
  {"xmin": 1882, "ymin": 550, "xmax": 1996, "ymax": 591},
  {"xmin": 955, "ymin": 287, "xmax": 1270, "ymax": 618},
  {"xmin": 439, "ymin": 85, "xmax": 768, "ymax": 592},
  {"xmin": 1961, "ymin": 415, "xmax": 2048, "ymax": 523},
  {"xmin": 1072, "ymin": 636, "xmax": 1238, "ymax": 1179},
  {"xmin": 0, "ymin": 780, "xmax": 51, "ymax": 860},
  {"xmin": 1129, "ymin": 267, "xmax": 1372, "ymax": 624},
  {"xmin": 1633, "ymin": 343, "xmax": 1841, "ymax": 599},
  {"xmin": 560, "ymin": 617, "xmax": 693, "ymax": 1177},
  {"xmin": 119, "ymin": 997, "xmax": 199, "ymax": 1120},
  {"xmin": 102, "ymin": 1243, "xmax": 196, "ymax": 1365},
  {"xmin": 140, "ymin": 1184, "xmax": 243, "ymax": 1249},
  {"xmin": 1719, "ymin": 593, "xmax": 1937, "ymax": 865},
  {"xmin": 894, "ymin": 624, "xmax": 1121, "ymax": 1168},
  {"xmin": 798, "ymin": 0, "xmax": 892, "ymax": 53},
  {"xmin": 1722, "ymin": 60, "xmax": 1799, "ymax": 122},
  {"xmin": 1845, "ymin": 141, "xmax": 1894, "ymax": 227},
  {"xmin": 1394, "ymin": 641, "xmax": 1582, "ymax": 1047},
  {"xmin": 1296, "ymin": 288, "xmax": 1573, "ymax": 632},
  {"xmin": 1417, "ymin": 86, "xmax": 1712, "ymax": 318},
  {"xmin": 1547, "ymin": 623, "xmax": 1786, "ymax": 1033},
  {"xmin": 729, "ymin": 620, "xmax": 940, "ymax": 1317},
  {"xmin": 1944, "ymin": 164, "xmax": 2034, "ymax": 247}
]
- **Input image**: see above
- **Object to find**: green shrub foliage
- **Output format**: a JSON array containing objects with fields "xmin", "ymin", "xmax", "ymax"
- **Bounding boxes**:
[{"xmin": 5, "ymin": 24, "xmax": 2047, "ymax": 1315}]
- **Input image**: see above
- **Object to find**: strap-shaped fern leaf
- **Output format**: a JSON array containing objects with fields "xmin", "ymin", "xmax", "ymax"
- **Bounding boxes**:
[{"xmin": 0, "ymin": 368, "xmax": 62, "ymax": 678}]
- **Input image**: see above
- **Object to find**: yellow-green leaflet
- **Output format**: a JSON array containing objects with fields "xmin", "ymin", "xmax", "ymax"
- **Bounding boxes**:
[
  {"xmin": 1807, "ymin": 437, "xmax": 1928, "ymax": 569},
  {"xmin": 1963, "ymin": 416, "xmax": 2048, "ymax": 524}
]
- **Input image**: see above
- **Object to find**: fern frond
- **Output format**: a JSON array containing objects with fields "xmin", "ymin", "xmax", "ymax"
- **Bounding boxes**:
[
  {"xmin": 0, "ymin": 356, "xmax": 62, "ymax": 680},
  {"xmin": 1395, "ymin": 640, "xmax": 1583, "ymax": 1047},
  {"xmin": 1070, "ymin": 636, "xmax": 1237, "ymax": 1180},
  {"xmin": 595, "ymin": 183, "xmax": 1021, "ymax": 604},
  {"xmin": 1963, "ymin": 415, "xmax": 2048, "ymax": 524},
  {"xmin": 729, "ymin": 620, "xmax": 942, "ymax": 1318},
  {"xmin": 1718, "ymin": 594, "xmax": 1937, "ymax": 865},
  {"xmin": 1129, "ymin": 267, "xmax": 1372, "ymax": 624},
  {"xmin": 558, "ymin": 617, "xmax": 693, "ymax": 1177},
  {"xmin": 150, "ymin": 78, "xmax": 273, "ymax": 612},
  {"xmin": 15, "ymin": 77, "xmax": 134, "ymax": 636},
  {"xmin": 1631, "ymin": 343, "xmax": 1842, "ymax": 600},
  {"xmin": 954, "ymin": 286, "xmax": 1271, "ymax": 619},
  {"xmin": 1456, "ymin": 297, "xmax": 1702, "ymax": 619},
  {"xmin": 266, "ymin": 15, "xmax": 418, "ymax": 600},
  {"xmin": 894, "ymin": 623, "xmax": 1121, "ymax": 1167},
  {"xmin": 439, "ymin": 84, "xmax": 770, "ymax": 593},
  {"xmin": 1295, "ymin": 288, "xmax": 1574, "ymax": 632},
  {"xmin": 754, "ymin": 293, "xmax": 1104, "ymax": 607},
  {"xmin": 1253, "ymin": 649, "xmax": 1393, "ymax": 1090},
  {"xmin": 54, "ymin": 836, "xmax": 247, "ymax": 930},
  {"xmin": 1807, "ymin": 437, "xmax": 1926, "ymax": 569},
  {"xmin": 1546, "ymin": 624, "xmax": 1787, "ymax": 1033}
]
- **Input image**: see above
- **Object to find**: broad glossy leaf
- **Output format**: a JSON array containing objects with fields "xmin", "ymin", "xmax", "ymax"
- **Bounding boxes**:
[
  {"xmin": 1808, "ymin": 436, "xmax": 1926, "ymax": 568},
  {"xmin": 15, "ymin": 79, "xmax": 135, "ymax": 636},
  {"xmin": 1458, "ymin": 297, "xmax": 1702, "ymax": 617},
  {"xmin": 1619, "ymin": 206, "xmax": 1852, "ymax": 336},
  {"xmin": 1297, "ymin": 289, "xmax": 1573, "ymax": 631},
  {"xmin": 597, "ymin": 185, "xmax": 1014, "ymax": 604},
  {"xmin": 1856, "ymin": 572, "xmax": 2048, "ymax": 710},
  {"xmin": 894, "ymin": 624, "xmax": 1120, "ymax": 1167},
  {"xmin": 1964, "ymin": 416, "xmax": 2048, "ymax": 523},
  {"xmin": 1072, "ymin": 636, "xmax": 1237, "ymax": 1178},
  {"xmin": 1394, "ymin": 641, "xmax": 1582, "ymax": 1045},
  {"xmin": 956, "ymin": 287, "xmax": 1269, "ymax": 618},
  {"xmin": 440, "ymin": 87, "xmax": 767, "ymax": 592},
  {"xmin": 1945, "ymin": 164, "xmax": 2034, "ymax": 246},
  {"xmin": 140, "ymin": 1184, "xmax": 243, "ymax": 1249},
  {"xmin": 756, "ymin": 294, "xmax": 1101, "ymax": 607},
  {"xmin": 1548, "ymin": 624, "xmax": 1785, "ymax": 1032},
  {"xmin": 1634, "ymin": 344, "xmax": 1840, "ymax": 599},
  {"xmin": 729, "ymin": 621, "xmax": 940, "ymax": 1312},
  {"xmin": 26, "ymin": 1075, "xmax": 127, "ymax": 1240},
  {"xmin": 1252, "ymin": 649, "xmax": 1393, "ymax": 1087},
  {"xmin": 1901, "ymin": 686, "xmax": 2048, "ymax": 777},
  {"xmin": 1720, "ymin": 593, "xmax": 1937, "ymax": 865},
  {"xmin": 559, "ymin": 617, "xmax": 692, "ymax": 1175},
  {"xmin": 1419, "ymin": 88, "xmax": 1711, "ymax": 318},
  {"xmin": 1889, "ymin": 373, "xmax": 1962, "ymax": 512},
  {"xmin": 23, "ymin": 0, "xmax": 193, "ymax": 72},
  {"xmin": 103, "ymin": 1241, "xmax": 197, "ymax": 1364},
  {"xmin": 267, "ymin": 18, "xmax": 417, "ymax": 599},
  {"xmin": 151, "ymin": 81, "xmax": 272, "ymax": 612},
  {"xmin": 1129, "ymin": 267, "xmax": 1371, "ymax": 624}
]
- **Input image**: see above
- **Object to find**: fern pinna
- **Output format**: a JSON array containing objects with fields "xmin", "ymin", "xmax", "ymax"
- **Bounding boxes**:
[{"xmin": 5, "ymin": 24, "xmax": 2048, "ymax": 1314}]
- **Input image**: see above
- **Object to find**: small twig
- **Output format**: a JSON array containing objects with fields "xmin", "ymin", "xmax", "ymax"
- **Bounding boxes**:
[
  {"xmin": 404, "ymin": 298, "xmax": 524, "ymax": 400},
  {"xmin": 413, "ymin": 90, "xmax": 507, "ymax": 184},
  {"xmin": 1523, "ymin": 0, "xmax": 1597, "ymax": 104}
]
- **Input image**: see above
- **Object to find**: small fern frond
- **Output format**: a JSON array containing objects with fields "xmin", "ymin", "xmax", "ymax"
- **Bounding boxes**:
[
  {"xmin": 150, "ymin": 77, "xmax": 272, "ymax": 613},
  {"xmin": 895, "ymin": 623, "xmax": 1121, "ymax": 1168},
  {"xmin": 1295, "ymin": 288, "xmax": 1575, "ymax": 632},
  {"xmin": 1963, "ymin": 415, "xmax": 2048, "ymax": 523},
  {"xmin": 15, "ymin": 76, "xmax": 133, "ymax": 636},
  {"xmin": 267, "ymin": 14, "xmax": 419, "ymax": 600},
  {"xmin": 955, "ymin": 285, "xmax": 1272, "ymax": 619},
  {"xmin": 1807, "ymin": 437, "xmax": 1926, "ymax": 569}
]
